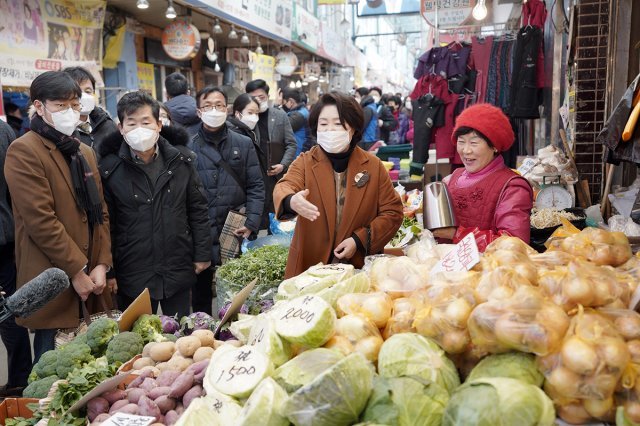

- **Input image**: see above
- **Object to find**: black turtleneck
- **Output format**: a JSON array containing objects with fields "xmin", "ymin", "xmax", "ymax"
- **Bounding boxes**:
[
  {"xmin": 200, "ymin": 124, "xmax": 227, "ymax": 148},
  {"xmin": 322, "ymin": 144, "xmax": 355, "ymax": 173}
]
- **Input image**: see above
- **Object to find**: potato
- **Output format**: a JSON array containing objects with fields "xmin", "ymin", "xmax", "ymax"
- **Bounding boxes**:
[
  {"xmin": 213, "ymin": 339, "xmax": 226, "ymax": 349},
  {"xmin": 148, "ymin": 386, "xmax": 171, "ymax": 400},
  {"xmin": 142, "ymin": 342, "xmax": 155, "ymax": 357},
  {"xmin": 182, "ymin": 385, "xmax": 203, "ymax": 408},
  {"xmin": 150, "ymin": 342, "xmax": 176, "ymax": 362},
  {"xmin": 167, "ymin": 355, "xmax": 193, "ymax": 372},
  {"xmin": 133, "ymin": 357, "xmax": 155, "ymax": 370},
  {"xmin": 176, "ymin": 336, "xmax": 201, "ymax": 357},
  {"xmin": 138, "ymin": 395, "xmax": 161, "ymax": 421},
  {"xmin": 139, "ymin": 366, "xmax": 161, "ymax": 378},
  {"xmin": 191, "ymin": 330, "xmax": 215, "ymax": 347},
  {"xmin": 156, "ymin": 370, "xmax": 181, "ymax": 387},
  {"xmin": 126, "ymin": 388, "xmax": 146, "ymax": 404},
  {"xmin": 156, "ymin": 362, "xmax": 169, "ymax": 372},
  {"xmin": 168, "ymin": 371, "xmax": 195, "ymax": 399},
  {"xmin": 155, "ymin": 395, "xmax": 177, "ymax": 414},
  {"xmin": 193, "ymin": 346, "xmax": 214, "ymax": 363}
]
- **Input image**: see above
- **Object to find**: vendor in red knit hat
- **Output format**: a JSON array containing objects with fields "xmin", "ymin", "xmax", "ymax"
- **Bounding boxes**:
[{"xmin": 432, "ymin": 104, "xmax": 533, "ymax": 246}]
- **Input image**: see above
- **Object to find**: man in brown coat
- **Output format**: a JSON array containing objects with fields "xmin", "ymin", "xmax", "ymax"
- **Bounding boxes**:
[{"xmin": 5, "ymin": 71, "xmax": 112, "ymax": 362}]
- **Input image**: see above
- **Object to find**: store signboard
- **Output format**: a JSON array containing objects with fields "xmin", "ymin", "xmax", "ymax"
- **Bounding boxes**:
[
  {"xmin": 317, "ymin": 22, "xmax": 345, "ymax": 66},
  {"xmin": 0, "ymin": 0, "xmax": 106, "ymax": 87},
  {"xmin": 318, "ymin": 0, "xmax": 344, "ymax": 4},
  {"xmin": 193, "ymin": 0, "xmax": 293, "ymax": 43},
  {"xmin": 161, "ymin": 20, "xmax": 201, "ymax": 61},
  {"xmin": 421, "ymin": 0, "xmax": 477, "ymax": 27},
  {"xmin": 358, "ymin": 0, "xmax": 420, "ymax": 16},
  {"xmin": 251, "ymin": 53, "xmax": 277, "ymax": 100},
  {"xmin": 293, "ymin": 3, "xmax": 320, "ymax": 52},
  {"xmin": 136, "ymin": 62, "xmax": 156, "ymax": 98}
]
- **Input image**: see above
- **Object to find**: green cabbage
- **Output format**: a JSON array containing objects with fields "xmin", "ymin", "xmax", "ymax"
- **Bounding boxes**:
[
  {"xmin": 361, "ymin": 375, "xmax": 449, "ymax": 426},
  {"xmin": 276, "ymin": 264, "xmax": 354, "ymax": 300},
  {"xmin": 237, "ymin": 377, "xmax": 289, "ymax": 426},
  {"xmin": 442, "ymin": 377, "xmax": 555, "ymax": 426},
  {"xmin": 377, "ymin": 333, "xmax": 460, "ymax": 395},
  {"xmin": 316, "ymin": 272, "xmax": 371, "ymax": 309},
  {"xmin": 466, "ymin": 352, "xmax": 544, "ymax": 387},
  {"xmin": 229, "ymin": 314, "xmax": 257, "ymax": 344},
  {"xmin": 248, "ymin": 314, "xmax": 292, "ymax": 367},
  {"xmin": 274, "ymin": 295, "xmax": 336, "ymax": 348},
  {"xmin": 273, "ymin": 348, "xmax": 344, "ymax": 393},
  {"xmin": 175, "ymin": 394, "xmax": 241, "ymax": 426},
  {"xmin": 282, "ymin": 352, "xmax": 374, "ymax": 426}
]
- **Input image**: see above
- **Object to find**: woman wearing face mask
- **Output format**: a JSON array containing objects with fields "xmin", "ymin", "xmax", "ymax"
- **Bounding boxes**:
[
  {"xmin": 274, "ymin": 92, "xmax": 404, "ymax": 278},
  {"xmin": 159, "ymin": 103, "xmax": 172, "ymax": 127},
  {"xmin": 433, "ymin": 104, "xmax": 533, "ymax": 247}
]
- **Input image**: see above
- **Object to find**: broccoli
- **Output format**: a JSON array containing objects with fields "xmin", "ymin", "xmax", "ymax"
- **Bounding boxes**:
[
  {"xmin": 86, "ymin": 317, "xmax": 119, "ymax": 356},
  {"xmin": 132, "ymin": 314, "xmax": 164, "ymax": 344},
  {"xmin": 27, "ymin": 370, "xmax": 39, "ymax": 384},
  {"xmin": 34, "ymin": 349, "xmax": 58, "ymax": 379},
  {"xmin": 23, "ymin": 375, "xmax": 60, "ymax": 398},
  {"xmin": 55, "ymin": 343, "xmax": 94, "ymax": 379},
  {"xmin": 71, "ymin": 332, "xmax": 88, "ymax": 346},
  {"xmin": 162, "ymin": 333, "xmax": 178, "ymax": 342},
  {"xmin": 106, "ymin": 331, "xmax": 144, "ymax": 366}
]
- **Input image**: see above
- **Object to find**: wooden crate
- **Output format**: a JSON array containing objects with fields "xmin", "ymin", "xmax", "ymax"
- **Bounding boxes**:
[{"xmin": 0, "ymin": 398, "xmax": 38, "ymax": 425}]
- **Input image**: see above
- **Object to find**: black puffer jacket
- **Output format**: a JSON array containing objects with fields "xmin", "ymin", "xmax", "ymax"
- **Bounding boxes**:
[
  {"xmin": 188, "ymin": 124, "xmax": 265, "ymax": 265},
  {"xmin": 165, "ymin": 94, "xmax": 201, "ymax": 137},
  {"xmin": 77, "ymin": 107, "xmax": 118, "ymax": 157},
  {"xmin": 98, "ymin": 125, "xmax": 212, "ymax": 300}
]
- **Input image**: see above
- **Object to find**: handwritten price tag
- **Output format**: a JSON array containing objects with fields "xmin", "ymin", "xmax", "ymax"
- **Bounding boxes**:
[
  {"xmin": 101, "ymin": 413, "xmax": 156, "ymax": 426},
  {"xmin": 517, "ymin": 158, "xmax": 538, "ymax": 177},
  {"xmin": 432, "ymin": 233, "xmax": 480, "ymax": 273}
]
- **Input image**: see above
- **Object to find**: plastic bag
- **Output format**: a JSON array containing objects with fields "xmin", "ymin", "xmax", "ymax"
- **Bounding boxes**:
[
  {"xmin": 537, "ymin": 308, "xmax": 630, "ymax": 407},
  {"xmin": 369, "ymin": 256, "xmax": 430, "ymax": 299},
  {"xmin": 336, "ymin": 292, "xmax": 393, "ymax": 329},
  {"xmin": 428, "ymin": 270, "xmax": 480, "ymax": 288},
  {"xmin": 382, "ymin": 297, "xmax": 418, "ymax": 339},
  {"xmin": 468, "ymin": 286, "xmax": 570, "ymax": 356},
  {"xmin": 478, "ymin": 249, "xmax": 538, "ymax": 285},
  {"xmin": 404, "ymin": 231, "xmax": 441, "ymax": 266},
  {"xmin": 452, "ymin": 227, "xmax": 508, "ymax": 253},
  {"xmin": 476, "ymin": 266, "xmax": 535, "ymax": 303},
  {"xmin": 412, "ymin": 284, "xmax": 478, "ymax": 354},
  {"xmin": 547, "ymin": 227, "xmax": 633, "ymax": 267},
  {"xmin": 483, "ymin": 235, "xmax": 537, "ymax": 257},
  {"xmin": 538, "ymin": 259, "xmax": 631, "ymax": 312},
  {"xmin": 529, "ymin": 251, "xmax": 575, "ymax": 273},
  {"xmin": 543, "ymin": 218, "xmax": 581, "ymax": 249},
  {"xmin": 325, "ymin": 314, "xmax": 384, "ymax": 362},
  {"xmin": 269, "ymin": 212, "xmax": 297, "ymax": 236}
]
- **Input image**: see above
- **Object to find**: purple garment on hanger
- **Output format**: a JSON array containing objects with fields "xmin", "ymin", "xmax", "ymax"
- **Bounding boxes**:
[
  {"xmin": 414, "ymin": 47, "xmax": 449, "ymax": 79},
  {"xmin": 470, "ymin": 36, "xmax": 494, "ymax": 104},
  {"xmin": 446, "ymin": 43, "xmax": 472, "ymax": 78}
]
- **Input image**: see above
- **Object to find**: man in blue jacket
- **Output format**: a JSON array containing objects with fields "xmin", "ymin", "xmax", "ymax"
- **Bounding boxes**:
[
  {"xmin": 164, "ymin": 73, "xmax": 201, "ymax": 137},
  {"xmin": 282, "ymin": 88, "xmax": 313, "ymax": 156},
  {"xmin": 355, "ymin": 87, "xmax": 379, "ymax": 150}
]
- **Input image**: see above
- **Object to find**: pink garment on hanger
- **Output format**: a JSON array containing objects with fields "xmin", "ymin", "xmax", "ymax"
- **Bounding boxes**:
[
  {"xmin": 522, "ymin": 0, "xmax": 547, "ymax": 88},
  {"xmin": 470, "ymin": 36, "xmax": 494, "ymax": 103}
]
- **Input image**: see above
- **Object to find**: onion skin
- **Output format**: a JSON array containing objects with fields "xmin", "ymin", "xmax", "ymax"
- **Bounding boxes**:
[
  {"xmin": 624, "ymin": 400, "xmax": 640, "ymax": 423},
  {"xmin": 627, "ymin": 340, "xmax": 640, "ymax": 363},
  {"xmin": 324, "ymin": 336, "xmax": 354, "ymax": 356},
  {"xmin": 440, "ymin": 330, "xmax": 470, "ymax": 354},
  {"xmin": 546, "ymin": 366, "xmax": 581, "ymax": 397},
  {"xmin": 557, "ymin": 402, "xmax": 592, "ymax": 424},
  {"xmin": 583, "ymin": 397, "xmax": 613, "ymax": 419},
  {"xmin": 598, "ymin": 336, "xmax": 630, "ymax": 371},
  {"xmin": 615, "ymin": 315, "xmax": 640, "ymax": 340},
  {"xmin": 561, "ymin": 336, "xmax": 600, "ymax": 376}
]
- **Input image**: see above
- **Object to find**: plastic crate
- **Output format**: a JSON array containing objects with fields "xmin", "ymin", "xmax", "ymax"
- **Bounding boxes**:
[{"xmin": 376, "ymin": 144, "xmax": 412, "ymax": 161}]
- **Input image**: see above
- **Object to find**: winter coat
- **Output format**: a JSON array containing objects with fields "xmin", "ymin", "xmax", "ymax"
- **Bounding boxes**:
[
  {"xmin": 377, "ymin": 103, "xmax": 399, "ymax": 143},
  {"xmin": 226, "ymin": 117, "xmax": 266, "ymax": 174},
  {"xmin": 274, "ymin": 146, "xmax": 404, "ymax": 278},
  {"xmin": 98, "ymin": 125, "xmax": 211, "ymax": 300},
  {"xmin": 77, "ymin": 107, "xmax": 118, "ymax": 156},
  {"xmin": 188, "ymin": 124, "xmax": 265, "ymax": 265},
  {"xmin": 0, "ymin": 120, "xmax": 15, "ymax": 246},
  {"xmin": 287, "ymin": 105, "xmax": 311, "ymax": 157},
  {"xmin": 4, "ymin": 129, "xmax": 112, "ymax": 329},
  {"xmin": 360, "ymin": 96, "xmax": 379, "ymax": 143},
  {"xmin": 262, "ymin": 106, "xmax": 297, "ymax": 170},
  {"xmin": 389, "ymin": 110, "xmax": 411, "ymax": 145},
  {"xmin": 165, "ymin": 94, "xmax": 201, "ymax": 137}
]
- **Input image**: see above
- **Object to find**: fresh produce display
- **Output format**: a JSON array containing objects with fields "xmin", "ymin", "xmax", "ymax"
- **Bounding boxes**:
[
  {"xmin": 10, "ymin": 227, "xmax": 640, "ymax": 426},
  {"xmin": 387, "ymin": 216, "xmax": 422, "ymax": 248}
]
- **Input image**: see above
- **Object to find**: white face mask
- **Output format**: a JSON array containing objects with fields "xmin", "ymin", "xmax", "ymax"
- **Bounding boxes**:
[
  {"xmin": 259, "ymin": 100, "xmax": 269, "ymax": 113},
  {"xmin": 80, "ymin": 92, "xmax": 96, "ymax": 115},
  {"xmin": 160, "ymin": 117, "xmax": 171, "ymax": 127},
  {"xmin": 45, "ymin": 107, "xmax": 80, "ymax": 136},
  {"xmin": 372, "ymin": 95, "xmax": 381, "ymax": 104},
  {"xmin": 240, "ymin": 113, "xmax": 259, "ymax": 130},
  {"xmin": 317, "ymin": 130, "xmax": 351, "ymax": 154},
  {"xmin": 201, "ymin": 109, "xmax": 227, "ymax": 128},
  {"xmin": 124, "ymin": 127, "xmax": 158, "ymax": 152},
  {"xmin": 405, "ymin": 100, "xmax": 413, "ymax": 110}
]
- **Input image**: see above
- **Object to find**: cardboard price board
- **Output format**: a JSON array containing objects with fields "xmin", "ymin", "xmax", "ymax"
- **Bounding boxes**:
[
  {"xmin": 432, "ymin": 233, "xmax": 480, "ymax": 273},
  {"xmin": 118, "ymin": 288, "xmax": 152, "ymax": 332},
  {"xmin": 101, "ymin": 413, "xmax": 156, "ymax": 426}
]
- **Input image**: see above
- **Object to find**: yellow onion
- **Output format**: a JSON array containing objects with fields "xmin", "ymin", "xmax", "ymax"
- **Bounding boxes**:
[
  {"xmin": 360, "ymin": 293, "xmax": 393, "ymax": 328},
  {"xmin": 557, "ymin": 402, "xmax": 592, "ymax": 424},
  {"xmin": 324, "ymin": 335, "xmax": 354, "ymax": 356},
  {"xmin": 615, "ymin": 314, "xmax": 640, "ymax": 340},
  {"xmin": 624, "ymin": 400, "xmax": 640, "ymax": 423},
  {"xmin": 335, "ymin": 315, "xmax": 380, "ymax": 342},
  {"xmin": 440, "ymin": 330, "xmax": 470, "ymax": 354},
  {"xmin": 561, "ymin": 336, "xmax": 600, "ymax": 376},
  {"xmin": 583, "ymin": 396, "xmax": 613, "ymax": 419},
  {"xmin": 563, "ymin": 277, "xmax": 594, "ymax": 307},
  {"xmin": 583, "ymin": 373, "xmax": 619, "ymax": 400},
  {"xmin": 494, "ymin": 314, "xmax": 526, "ymax": 347},
  {"xmin": 354, "ymin": 335, "xmax": 384, "ymax": 362},
  {"xmin": 598, "ymin": 336, "xmax": 630, "ymax": 371},
  {"xmin": 445, "ymin": 298, "xmax": 472, "ymax": 328},
  {"xmin": 628, "ymin": 340, "xmax": 640, "ymax": 363},
  {"xmin": 546, "ymin": 366, "xmax": 581, "ymax": 397}
]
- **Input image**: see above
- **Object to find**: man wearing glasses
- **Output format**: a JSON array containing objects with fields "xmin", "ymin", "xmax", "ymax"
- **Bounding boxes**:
[
  {"xmin": 5, "ymin": 71, "xmax": 112, "ymax": 361},
  {"xmin": 188, "ymin": 87, "xmax": 264, "ymax": 314}
]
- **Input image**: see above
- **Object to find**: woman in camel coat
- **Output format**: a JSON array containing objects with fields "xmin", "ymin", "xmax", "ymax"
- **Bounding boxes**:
[{"xmin": 274, "ymin": 92, "xmax": 403, "ymax": 278}]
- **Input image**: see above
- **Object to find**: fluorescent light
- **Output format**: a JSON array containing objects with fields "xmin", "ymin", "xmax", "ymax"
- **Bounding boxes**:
[{"xmin": 137, "ymin": 0, "xmax": 149, "ymax": 9}]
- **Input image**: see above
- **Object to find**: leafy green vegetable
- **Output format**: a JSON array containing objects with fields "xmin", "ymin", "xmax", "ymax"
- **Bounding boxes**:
[
  {"xmin": 85, "ymin": 317, "xmax": 119, "ymax": 356},
  {"xmin": 175, "ymin": 395, "xmax": 242, "ymax": 426},
  {"xmin": 276, "ymin": 264, "xmax": 354, "ymax": 301},
  {"xmin": 273, "ymin": 348, "xmax": 344, "ymax": 393},
  {"xmin": 274, "ymin": 295, "xmax": 336, "ymax": 348},
  {"xmin": 33, "ymin": 349, "xmax": 58, "ymax": 378},
  {"xmin": 442, "ymin": 377, "xmax": 555, "ymax": 426},
  {"xmin": 315, "ymin": 272, "xmax": 370, "ymax": 309},
  {"xmin": 23, "ymin": 375, "xmax": 60, "ymax": 398},
  {"xmin": 377, "ymin": 333, "xmax": 460, "ymax": 395},
  {"xmin": 389, "ymin": 216, "xmax": 422, "ymax": 248},
  {"xmin": 361, "ymin": 375, "xmax": 449, "ymax": 426},
  {"xmin": 132, "ymin": 314, "xmax": 164, "ymax": 344},
  {"xmin": 247, "ymin": 314, "xmax": 292, "ymax": 367},
  {"xmin": 237, "ymin": 378, "xmax": 289, "ymax": 426},
  {"xmin": 466, "ymin": 352, "xmax": 544, "ymax": 387},
  {"xmin": 106, "ymin": 331, "xmax": 144, "ymax": 366},
  {"xmin": 55, "ymin": 343, "xmax": 94, "ymax": 379}
]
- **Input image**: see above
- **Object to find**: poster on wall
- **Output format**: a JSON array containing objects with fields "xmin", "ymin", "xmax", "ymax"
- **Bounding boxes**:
[
  {"xmin": 0, "ymin": 0, "xmax": 106, "ymax": 87},
  {"xmin": 251, "ymin": 53, "xmax": 276, "ymax": 100},
  {"xmin": 136, "ymin": 62, "xmax": 156, "ymax": 98}
]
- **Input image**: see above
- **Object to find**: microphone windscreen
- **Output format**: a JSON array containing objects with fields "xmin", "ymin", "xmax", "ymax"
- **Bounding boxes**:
[{"xmin": 6, "ymin": 268, "xmax": 71, "ymax": 318}]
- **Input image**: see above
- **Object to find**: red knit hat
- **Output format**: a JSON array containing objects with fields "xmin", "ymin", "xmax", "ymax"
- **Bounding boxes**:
[{"xmin": 451, "ymin": 104, "xmax": 514, "ymax": 152}]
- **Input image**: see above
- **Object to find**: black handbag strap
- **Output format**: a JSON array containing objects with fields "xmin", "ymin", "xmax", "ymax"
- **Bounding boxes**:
[{"xmin": 196, "ymin": 138, "xmax": 246, "ymax": 197}]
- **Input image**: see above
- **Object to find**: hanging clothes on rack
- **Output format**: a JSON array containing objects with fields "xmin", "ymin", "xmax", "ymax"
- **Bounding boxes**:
[
  {"xmin": 485, "ymin": 37, "xmax": 515, "ymax": 110},
  {"xmin": 522, "ymin": 0, "xmax": 547, "ymax": 88},
  {"xmin": 470, "ymin": 35, "xmax": 494, "ymax": 104},
  {"xmin": 510, "ymin": 26, "xmax": 543, "ymax": 118}
]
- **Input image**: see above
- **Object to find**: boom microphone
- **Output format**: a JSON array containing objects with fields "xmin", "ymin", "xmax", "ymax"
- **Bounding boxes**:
[{"xmin": 0, "ymin": 268, "xmax": 70, "ymax": 322}]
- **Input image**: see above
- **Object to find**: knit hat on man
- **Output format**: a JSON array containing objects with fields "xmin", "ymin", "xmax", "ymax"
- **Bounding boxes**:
[{"xmin": 451, "ymin": 104, "xmax": 515, "ymax": 152}]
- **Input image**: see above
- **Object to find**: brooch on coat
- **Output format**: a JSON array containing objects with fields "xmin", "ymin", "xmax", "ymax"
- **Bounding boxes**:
[{"xmin": 354, "ymin": 171, "xmax": 369, "ymax": 188}]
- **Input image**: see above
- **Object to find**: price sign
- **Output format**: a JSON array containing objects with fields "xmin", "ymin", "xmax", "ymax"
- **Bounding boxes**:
[
  {"xmin": 432, "ymin": 233, "xmax": 480, "ymax": 273},
  {"xmin": 101, "ymin": 413, "xmax": 156, "ymax": 426},
  {"xmin": 517, "ymin": 158, "xmax": 539, "ymax": 177}
]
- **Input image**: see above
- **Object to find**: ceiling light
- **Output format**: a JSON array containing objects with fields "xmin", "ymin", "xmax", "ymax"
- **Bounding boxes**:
[
  {"xmin": 472, "ymin": 0, "xmax": 487, "ymax": 20},
  {"xmin": 137, "ymin": 0, "xmax": 149, "ymax": 9},
  {"xmin": 255, "ymin": 41, "xmax": 264, "ymax": 55},
  {"xmin": 240, "ymin": 31, "xmax": 249, "ymax": 44},
  {"xmin": 214, "ymin": 62, "xmax": 220, "ymax": 72},
  {"xmin": 228, "ymin": 25, "xmax": 238, "ymax": 39},
  {"xmin": 289, "ymin": 81, "xmax": 296, "ymax": 88},
  {"xmin": 165, "ymin": 1, "xmax": 177, "ymax": 19},
  {"xmin": 295, "ymin": 81, "xmax": 302, "ymax": 88},
  {"xmin": 213, "ymin": 19, "xmax": 222, "ymax": 34},
  {"xmin": 302, "ymin": 81, "xmax": 309, "ymax": 86}
]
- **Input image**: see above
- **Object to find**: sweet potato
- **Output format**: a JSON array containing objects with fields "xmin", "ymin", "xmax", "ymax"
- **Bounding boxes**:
[
  {"xmin": 126, "ymin": 388, "xmax": 146, "ymax": 405},
  {"xmin": 149, "ymin": 341, "xmax": 176, "ymax": 362},
  {"xmin": 140, "ymin": 377, "xmax": 158, "ymax": 392},
  {"xmin": 147, "ymin": 386, "xmax": 171, "ymax": 400},
  {"xmin": 156, "ymin": 370, "xmax": 181, "ymax": 387},
  {"xmin": 164, "ymin": 410, "xmax": 179, "ymax": 425},
  {"xmin": 182, "ymin": 385, "xmax": 203, "ymax": 408},
  {"xmin": 168, "ymin": 371, "xmax": 194, "ymax": 399},
  {"xmin": 132, "ymin": 357, "xmax": 155, "ymax": 370},
  {"xmin": 101, "ymin": 389, "xmax": 126, "ymax": 405},
  {"xmin": 109, "ymin": 400, "xmax": 132, "ymax": 414},
  {"xmin": 87, "ymin": 397, "xmax": 109, "ymax": 421},
  {"xmin": 117, "ymin": 403, "xmax": 140, "ymax": 415},
  {"xmin": 127, "ymin": 369, "xmax": 153, "ymax": 389},
  {"xmin": 176, "ymin": 336, "xmax": 201, "ymax": 357},
  {"xmin": 174, "ymin": 403, "xmax": 185, "ymax": 415},
  {"xmin": 138, "ymin": 395, "xmax": 161, "ymax": 421},
  {"xmin": 191, "ymin": 330, "xmax": 215, "ymax": 347},
  {"xmin": 155, "ymin": 395, "xmax": 177, "ymax": 414},
  {"xmin": 187, "ymin": 359, "xmax": 210, "ymax": 382},
  {"xmin": 92, "ymin": 412, "xmax": 111, "ymax": 424},
  {"xmin": 138, "ymin": 366, "xmax": 161, "ymax": 378},
  {"xmin": 193, "ymin": 346, "xmax": 214, "ymax": 363}
]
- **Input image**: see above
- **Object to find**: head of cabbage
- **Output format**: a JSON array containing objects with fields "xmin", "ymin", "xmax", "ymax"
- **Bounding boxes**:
[
  {"xmin": 466, "ymin": 352, "xmax": 544, "ymax": 387},
  {"xmin": 442, "ymin": 377, "xmax": 555, "ymax": 426}
]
